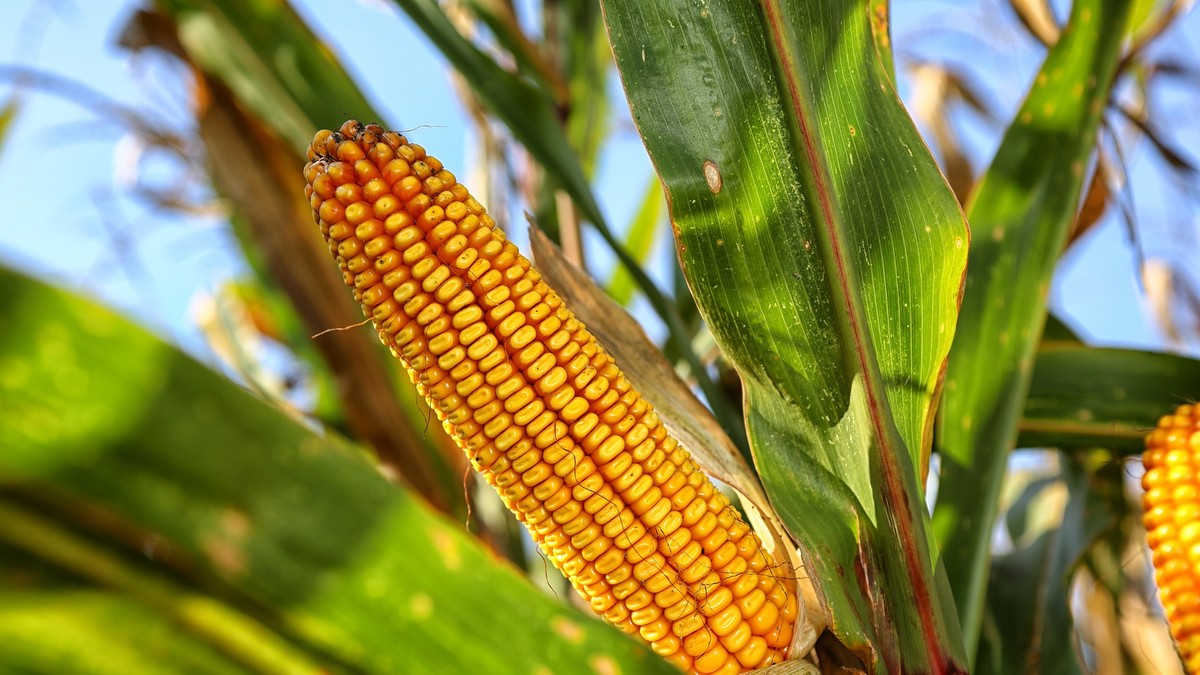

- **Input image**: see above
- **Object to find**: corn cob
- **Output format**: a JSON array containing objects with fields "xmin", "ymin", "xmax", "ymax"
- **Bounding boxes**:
[
  {"xmin": 1143, "ymin": 403, "xmax": 1200, "ymax": 674},
  {"xmin": 303, "ymin": 121, "xmax": 797, "ymax": 674}
]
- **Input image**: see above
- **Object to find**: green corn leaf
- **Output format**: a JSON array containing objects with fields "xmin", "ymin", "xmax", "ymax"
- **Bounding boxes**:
[
  {"xmin": 0, "ymin": 589, "xmax": 249, "ymax": 675},
  {"xmin": 932, "ymin": 0, "xmax": 1136, "ymax": 658},
  {"xmin": 607, "ymin": 176, "xmax": 666, "ymax": 307},
  {"xmin": 1020, "ymin": 345, "xmax": 1200, "ymax": 455},
  {"xmin": 154, "ymin": 0, "xmax": 382, "ymax": 152},
  {"xmin": 976, "ymin": 453, "xmax": 1129, "ymax": 674},
  {"xmin": 603, "ymin": 0, "xmax": 970, "ymax": 670}
]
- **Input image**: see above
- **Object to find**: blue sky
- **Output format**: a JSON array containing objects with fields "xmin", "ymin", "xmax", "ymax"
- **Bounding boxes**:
[{"xmin": 0, "ymin": 0, "xmax": 1195, "ymax": 366}]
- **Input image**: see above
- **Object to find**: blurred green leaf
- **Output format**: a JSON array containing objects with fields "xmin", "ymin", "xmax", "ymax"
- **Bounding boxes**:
[
  {"xmin": 932, "ymin": 0, "xmax": 1135, "ymax": 656},
  {"xmin": 1127, "ymin": 0, "xmax": 1171, "ymax": 41},
  {"xmin": 559, "ymin": 2, "xmax": 612, "ymax": 179},
  {"xmin": 0, "ymin": 265, "xmax": 674, "ymax": 675},
  {"xmin": 976, "ymin": 454, "xmax": 1126, "ymax": 674},
  {"xmin": 0, "ymin": 591, "xmax": 247, "ymax": 675},
  {"xmin": 0, "ymin": 96, "xmax": 16, "ymax": 158},
  {"xmin": 0, "ymin": 275, "xmax": 165, "ymax": 478},
  {"xmin": 1041, "ymin": 312, "xmax": 1083, "ymax": 343},
  {"xmin": 459, "ymin": 0, "xmax": 568, "ymax": 104},
  {"xmin": 1002, "ymin": 473, "xmax": 1058, "ymax": 545},
  {"xmin": 154, "ymin": 0, "xmax": 382, "ymax": 152},
  {"xmin": 607, "ymin": 177, "xmax": 666, "ymax": 307},
  {"xmin": 603, "ymin": 0, "xmax": 968, "ymax": 670},
  {"xmin": 386, "ymin": 0, "xmax": 597, "ymax": 225},
  {"xmin": 1020, "ymin": 345, "xmax": 1200, "ymax": 454},
  {"xmin": 0, "ymin": 500, "xmax": 323, "ymax": 674},
  {"xmin": 977, "ymin": 528, "xmax": 1081, "ymax": 675},
  {"xmin": 527, "ymin": 1, "xmax": 611, "ymax": 251}
]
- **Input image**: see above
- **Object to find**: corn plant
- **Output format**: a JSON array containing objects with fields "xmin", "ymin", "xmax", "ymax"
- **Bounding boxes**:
[{"xmin": 2, "ymin": 0, "xmax": 1199, "ymax": 674}]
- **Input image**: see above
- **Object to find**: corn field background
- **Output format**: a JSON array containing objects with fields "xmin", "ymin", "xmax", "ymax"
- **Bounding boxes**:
[{"xmin": 1, "ymin": 0, "xmax": 1200, "ymax": 673}]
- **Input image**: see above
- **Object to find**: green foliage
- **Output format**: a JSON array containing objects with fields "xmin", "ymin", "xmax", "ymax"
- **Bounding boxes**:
[
  {"xmin": 1022, "ymin": 344, "xmax": 1200, "ymax": 455},
  {"xmin": 933, "ymin": 0, "xmax": 1135, "ymax": 655},
  {"xmin": 157, "ymin": 0, "xmax": 381, "ymax": 150},
  {"xmin": 603, "ymin": 0, "xmax": 968, "ymax": 670}
]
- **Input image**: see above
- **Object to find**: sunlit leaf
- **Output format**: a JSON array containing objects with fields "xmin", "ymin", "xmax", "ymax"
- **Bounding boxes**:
[
  {"xmin": 1020, "ymin": 344, "xmax": 1200, "ymax": 454},
  {"xmin": 153, "ymin": 0, "xmax": 382, "ymax": 152},
  {"xmin": 604, "ymin": 0, "xmax": 969, "ymax": 669},
  {"xmin": 607, "ymin": 177, "xmax": 666, "ymax": 307},
  {"xmin": 933, "ymin": 0, "xmax": 1137, "ymax": 657},
  {"xmin": 0, "ymin": 591, "xmax": 247, "ymax": 675}
]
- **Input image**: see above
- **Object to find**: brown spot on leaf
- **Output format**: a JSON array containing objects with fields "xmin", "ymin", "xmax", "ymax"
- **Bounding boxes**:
[{"xmin": 703, "ymin": 160, "xmax": 722, "ymax": 194}]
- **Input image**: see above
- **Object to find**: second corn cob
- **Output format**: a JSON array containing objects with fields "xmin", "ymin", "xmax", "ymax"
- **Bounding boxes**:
[
  {"xmin": 303, "ymin": 120, "xmax": 798, "ymax": 674},
  {"xmin": 1143, "ymin": 403, "xmax": 1200, "ymax": 674}
]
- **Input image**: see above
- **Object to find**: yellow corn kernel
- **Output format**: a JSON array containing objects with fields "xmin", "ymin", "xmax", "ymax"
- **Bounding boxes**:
[
  {"xmin": 305, "ymin": 121, "xmax": 796, "ymax": 674},
  {"xmin": 1142, "ymin": 403, "xmax": 1200, "ymax": 675}
]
